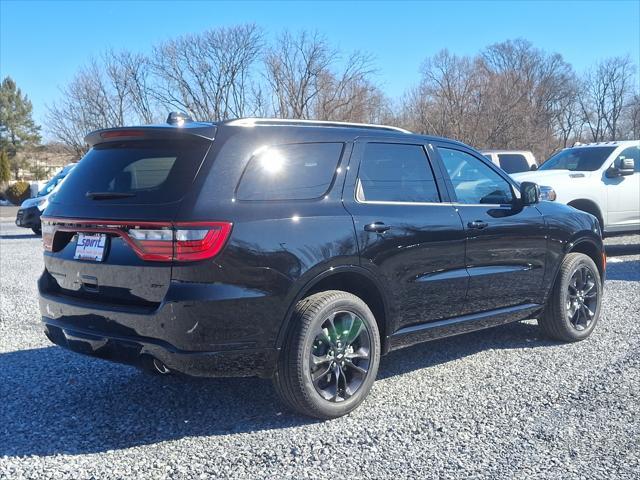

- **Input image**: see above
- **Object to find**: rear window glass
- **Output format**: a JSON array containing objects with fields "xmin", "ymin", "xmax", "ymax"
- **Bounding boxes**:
[
  {"xmin": 497, "ymin": 154, "xmax": 530, "ymax": 173},
  {"xmin": 52, "ymin": 140, "xmax": 209, "ymax": 205},
  {"xmin": 236, "ymin": 143, "xmax": 344, "ymax": 201}
]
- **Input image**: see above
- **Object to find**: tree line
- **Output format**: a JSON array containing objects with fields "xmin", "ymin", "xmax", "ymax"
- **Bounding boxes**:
[{"xmin": 3, "ymin": 23, "xmax": 638, "ymax": 167}]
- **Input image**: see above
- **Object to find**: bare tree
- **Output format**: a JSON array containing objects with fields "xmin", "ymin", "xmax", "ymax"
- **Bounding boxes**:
[
  {"xmin": 45, "ymin": 51, "xmax": 162, "ymax": 157},
  {"xmin": 264, "ymin": 30, "xmax": 384, "ymax": 123},
  {"xmin": 403, "ymin": 50, "xmax": 488, "ymax": 144},
  {"xmin": 45, "ymin": 27, "xmax": 637, "ymax": 159},
  {"xmin": 626, "ymin": 93, "xmax": 640, "ymax": 139},
  {"xmin": 580, "ymin": 55, "xmax": 635, "ymax": 141},
  {"xmin": 264, "ymin": 31, "xmax": 333, "ymax": 119},
  {"xmin": 151, "ymin": 24, "xmax": 263, "ymax": 120},
  {"xmin": 116, "ymin": 50, "xmax": 159, "ymax": 124}
]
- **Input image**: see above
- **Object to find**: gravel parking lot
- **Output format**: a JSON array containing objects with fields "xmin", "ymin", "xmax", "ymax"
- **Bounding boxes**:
[{"xmin": 1, "ymin": 217, "xmax": 638, "ymax": 479}]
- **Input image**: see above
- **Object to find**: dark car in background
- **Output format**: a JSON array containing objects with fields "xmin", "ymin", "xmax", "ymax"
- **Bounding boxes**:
[
  {"xmin": 16, "ymin": 163, "xmax": 76, "ymax": 235},
  {"xmin": 39, "ymin": 116, "xmax": 605, "ymax": 418}
]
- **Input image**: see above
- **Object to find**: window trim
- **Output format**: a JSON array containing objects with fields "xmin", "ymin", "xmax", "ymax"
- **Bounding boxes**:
[
  {"xmin": 354, "ymin": 142, "xmax": 443, "ymax": 205},
  {"xmin": 234, "ymin": 141, "xmax": 346, "ymax": 202},
  {"xmin": 433, "ymin": 144, "xmax": 518, "ymax": 207}
]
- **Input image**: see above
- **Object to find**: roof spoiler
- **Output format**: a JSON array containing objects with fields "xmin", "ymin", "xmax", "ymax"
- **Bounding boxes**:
[{"xmin": 84, "ymin": 122, "xmax": 216, "ymax": 147}]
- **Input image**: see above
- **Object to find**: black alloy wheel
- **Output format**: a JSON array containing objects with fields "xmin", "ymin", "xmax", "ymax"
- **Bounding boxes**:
[
  {"xmin": 310, "ymin": 310, "xmax": 372, "ymax": 402},
  {"xmin": 273, "ymin": 290, "xmax": 381, "ymax": 419},
  {"xmin": 566, "ymin": 265, "xmax": 599, "ymax": 331},
  {"xmin": 539, "ymin": 252, "xmax": 602, "ymax": 342}
]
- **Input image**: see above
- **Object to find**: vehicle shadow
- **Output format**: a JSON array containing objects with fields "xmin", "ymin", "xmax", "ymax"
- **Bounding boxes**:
[
  {"xmin": 379, "ymin": 320, "xmax": 555, "ymax": 380},
  {"xmin": 605, "ymin": 258, "xmax": 640, "ymax": 281},
  {"xmin": 605, "ymin": 242, "xmax": 640, "ymax": 257},
  {"xmin": 0, "ymin": 321, "xmax": 555, "ymax": 458}
]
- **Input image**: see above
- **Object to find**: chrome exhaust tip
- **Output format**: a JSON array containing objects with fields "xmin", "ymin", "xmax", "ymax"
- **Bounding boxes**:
[{"xmin": 153, "ymin": 358, "xmax": 171, "ymax": 375}]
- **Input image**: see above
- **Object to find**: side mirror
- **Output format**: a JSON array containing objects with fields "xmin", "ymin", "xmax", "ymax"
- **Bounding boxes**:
[
  {"xmin": 530, "ymin": 164, "xmax": 538, "ymax": 171},
  {"xmin": 606, "ymin": 157, "xmax": 635, "ymax": 177},
  {"xmin": 520, "ymin": 181, "xmax": 540, "ymax": 206}
]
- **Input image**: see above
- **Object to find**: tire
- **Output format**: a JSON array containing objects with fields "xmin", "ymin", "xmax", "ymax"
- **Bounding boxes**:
[
  {"xmin": 273, "ymin": 290, "xmax": 381, "ymax": 419},
  {"xmin": 32, "ymin": 227, "xmax": 42, "ymax": 236},
  {"xmin": 538, "ymin": 253, "xmax": 602, "ymax": 342}
]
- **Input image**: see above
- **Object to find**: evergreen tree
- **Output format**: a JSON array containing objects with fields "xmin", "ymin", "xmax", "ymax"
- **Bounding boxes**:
[
  {"xmin": 0, "ymin": 150, "xmax": 10, "ymax": 184},
  {"xmin": 0, "ymin": 77, "xmax": 41, "ymax": 178}
]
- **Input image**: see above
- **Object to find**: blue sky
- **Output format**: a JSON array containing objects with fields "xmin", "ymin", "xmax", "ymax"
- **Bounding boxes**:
[{"xmin": 1, "ymin": 0, "xmax": 639, "ymax": 128}]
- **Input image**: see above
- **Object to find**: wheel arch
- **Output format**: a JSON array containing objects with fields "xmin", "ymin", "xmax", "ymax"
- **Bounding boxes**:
[
  {"xmin": 567, "ymin": 237, "xmax": 606, "ymax": 280},
  {"xmin": 567, "ymin": 198, "xmax": 604, "ymax": 230},
  {"xmin": 276, "ymin": 266, "xmax": 394, "ymax": 354}
]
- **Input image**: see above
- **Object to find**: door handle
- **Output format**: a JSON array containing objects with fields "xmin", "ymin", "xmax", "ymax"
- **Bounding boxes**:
[
  {"xmin": 467, "ymin": 220, "xmax": 488, "ymax": 230},
  {"xmin": 364, "ymin": 222, "xmax": 391, "ymax": 233}
]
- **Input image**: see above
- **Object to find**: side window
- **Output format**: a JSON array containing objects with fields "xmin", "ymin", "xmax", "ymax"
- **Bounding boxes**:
[
  {"xmin": 616, "ymin": 146, "xmax": 640, "ymax": 172},
  {"xmin": 497, "ymin": 153, "xmax": 530, "ymax": 174},
  {"xmin": 438, "ymin": 147, "xmax": 514, "ymax": 204},
  {"xmin": 357, "ymin": 143, "xmax": 440, "ymax": 203},
  {"xmin": 236, "ymin": 143, "xmax": 344, "ymax": 201}
]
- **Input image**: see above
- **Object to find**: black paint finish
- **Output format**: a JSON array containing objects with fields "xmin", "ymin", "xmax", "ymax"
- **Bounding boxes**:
[{"xmin": 39, "ymin": 120, "xmax": 605, "ymax": 377}]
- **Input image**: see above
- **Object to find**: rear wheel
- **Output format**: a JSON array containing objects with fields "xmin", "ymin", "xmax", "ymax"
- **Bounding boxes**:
[
  {"xmin": 273, "ymin": 290, "xmax": 380, "ymax": 419},
  {"xmin": 538, "ymin": 253, "xmax": 602, "ymax": 342},
  {"xmin": 32, "ymin": 227, "xmax": 41, "ymax": 236}
]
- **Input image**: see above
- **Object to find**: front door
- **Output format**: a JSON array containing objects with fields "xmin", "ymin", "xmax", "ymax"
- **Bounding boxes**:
[
  {"xmin": 343, "ymin": 139, "xmax": 469, "ymax": 331},
  {"xmin": 433, "ymin": 144, "xmax": 548, "ymax": 313},
  {"xmin": 605, "ymin": 145, "xmax": 640, "ymax": 230}
]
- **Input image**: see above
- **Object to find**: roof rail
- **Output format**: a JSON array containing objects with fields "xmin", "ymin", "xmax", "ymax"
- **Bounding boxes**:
[{"xmin": 223, "ymin": 117, "xmax": 411, "ymax": 134}]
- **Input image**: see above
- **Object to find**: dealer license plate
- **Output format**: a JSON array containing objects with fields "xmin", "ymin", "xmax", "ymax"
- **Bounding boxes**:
[{"xmin": 74, "ymin": 233, "xmax": 107, "ymax": 262}]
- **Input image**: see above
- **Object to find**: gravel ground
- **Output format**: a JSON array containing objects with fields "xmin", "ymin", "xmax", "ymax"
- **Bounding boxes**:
[{"xmin": 1, "ymin": 220, "xmax": 639, "ymax": 479}]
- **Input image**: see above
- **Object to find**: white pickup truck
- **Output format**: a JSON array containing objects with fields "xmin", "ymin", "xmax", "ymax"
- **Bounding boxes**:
[{"xmin": 512, "ymin": 140, "xmax": 640, "ymax": 236}]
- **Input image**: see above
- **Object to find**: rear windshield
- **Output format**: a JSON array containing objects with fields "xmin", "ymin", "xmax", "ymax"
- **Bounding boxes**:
[
  {"xmin": 498, "ymin": 154, "xmax": 530, "ymax": 173},
  {"xmin": 52, "ymin": 140, "xmax": 209, "ymax": 205},
  {"xmin": 539, "ymin": 146, "xmax": 616, "ymax": 171}
]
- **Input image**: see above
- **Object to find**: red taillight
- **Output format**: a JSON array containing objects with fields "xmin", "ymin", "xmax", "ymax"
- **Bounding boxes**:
[
  {"xmin": 128, "ymin": 228, "xmax": 174, "ymax": 261},
  {"xmin": 41, "ymin": 219, "xmax": 233, "ymax": 262},
  {"xmin": 174, "ymin": 223, "xmax": 233, "ymax": 261}
]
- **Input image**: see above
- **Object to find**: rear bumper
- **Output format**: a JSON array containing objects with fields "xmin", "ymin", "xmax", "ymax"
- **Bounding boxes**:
[
  {"xmin": 16, "ymin": 206, "xmax": 41, "ymax": 229},
  {"xmin": 43, "ymin": 318, "xmax": 278, "ymax": 378}
]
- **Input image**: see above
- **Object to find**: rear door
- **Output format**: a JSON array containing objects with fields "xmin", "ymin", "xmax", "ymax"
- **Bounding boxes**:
[
  {"xmin": 432, "ymin": 144, "xmax": 547, "ymax": 313},
  {"xmin": 41, "ymin": 137, "xmax": 211, "ymax": 308},
  {"xmin": 343, "ymin": 138, "xmax": 468, "ymax": 331}
]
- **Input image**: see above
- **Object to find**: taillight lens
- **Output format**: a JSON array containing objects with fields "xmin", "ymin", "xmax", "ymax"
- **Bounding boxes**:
[
  {"xmin": 42, "ymin": 222, "xmax": 54, "ymax": 251},
  {"xmin": 41, "ymin": 220, "xmax": 232, "ymax": 262},
  {"xmin": 128, "ymin": 228, "xmax": 174, "ymax": 261},
  {"xmin": 174, "ymin": 223, "xmax": 233, "ymax": 261}
]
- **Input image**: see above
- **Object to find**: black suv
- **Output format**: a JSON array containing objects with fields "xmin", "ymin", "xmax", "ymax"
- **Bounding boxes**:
[{"xmin": 39, "ymin": 116, "xmax": 605, "ymax": 418}]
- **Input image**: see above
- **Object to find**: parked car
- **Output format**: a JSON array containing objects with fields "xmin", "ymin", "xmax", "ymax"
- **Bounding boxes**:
[
  {"xmin": 39, "ymin": 115, "xmax": 605, "ymax": 419},
  {"xmin": 16, "ymin": 163, "xmax": 76, "ymax": 235},
  {"xmin": 481, "ymin": 150, "xmax": 538, "ymax": 173},
  {"xmin": 512, "ymin": 141, "xmax": 640, "ymax": 236}
]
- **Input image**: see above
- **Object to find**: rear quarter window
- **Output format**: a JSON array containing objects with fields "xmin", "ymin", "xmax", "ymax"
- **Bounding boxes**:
[{"xmin": 236, "ymin": 142, "xmax": 344, "ymax": 201}]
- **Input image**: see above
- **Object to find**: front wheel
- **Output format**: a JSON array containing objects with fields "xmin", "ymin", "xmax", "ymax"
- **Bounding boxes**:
[
  {"xmin": 538, "ymin": 253, "xmax": 602, "ymax": 342},
  {"xmin": 273, "ymin": 290, "xmax": 381, "ymax": 419}
]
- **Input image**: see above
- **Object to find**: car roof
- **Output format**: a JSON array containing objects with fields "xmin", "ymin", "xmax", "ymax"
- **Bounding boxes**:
[
  {"xmin": 88, "ymin": 117, "xmax": 470, "ymax": 149},
  {"xmin": 218, "ymin": 118, "xmax": 470, "ymax": 147}
]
